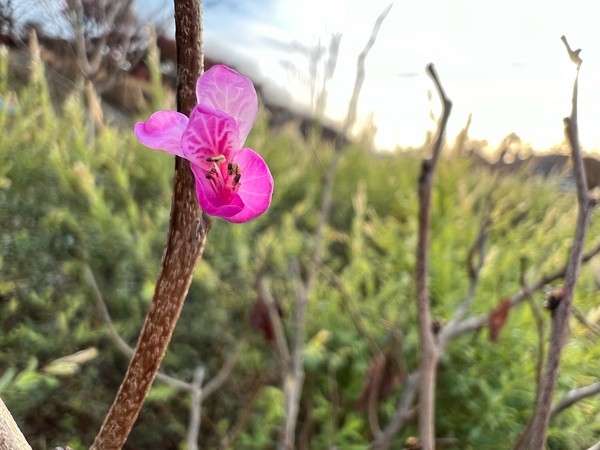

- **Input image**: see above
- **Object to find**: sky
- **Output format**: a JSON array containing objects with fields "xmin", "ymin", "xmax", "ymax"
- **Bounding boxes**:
[{"xmin": 136, "ymin": 0, "xmax": 600, "ymax": 152}]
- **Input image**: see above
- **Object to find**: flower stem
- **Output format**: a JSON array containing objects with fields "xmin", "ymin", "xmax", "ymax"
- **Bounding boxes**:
[{"xmin": 90, "ymin": 1, "xmax": 210, "ymax": 448}]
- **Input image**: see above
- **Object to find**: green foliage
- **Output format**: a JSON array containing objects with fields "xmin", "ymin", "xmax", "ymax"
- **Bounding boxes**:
[{"xmin": 1, "ymin": 50, "xmax": 600, "ymax": 449}]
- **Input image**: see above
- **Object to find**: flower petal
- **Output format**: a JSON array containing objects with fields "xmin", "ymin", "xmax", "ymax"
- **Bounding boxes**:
[
  {"xmin": 227, "ymin": 148, "xmax": 274, "ymax": 223},
  {"xmin": 181, "ymin": 105, "xmax": 239, "ymax": 167},
  {"xmin": 196, "ymin": 65, "xmax": 258, "ymax": 146},
  {"xmin": 134, "ymin": 110, "xmax": 188, "ymax": 157},
  {"xmin": 191, "ymin": 163, "xmax": 245, "ymax": 218}
]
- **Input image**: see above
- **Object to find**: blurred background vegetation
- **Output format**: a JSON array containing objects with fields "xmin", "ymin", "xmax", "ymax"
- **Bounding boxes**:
[{"xmin": 1, "ymin": 36, "xmax": 600, "ymax": 450}]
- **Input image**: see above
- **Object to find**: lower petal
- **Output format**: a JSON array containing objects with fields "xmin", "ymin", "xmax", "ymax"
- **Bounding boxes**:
[
  {"xmin": 227, "ymin": 148, "xmax": 274, "ymax": 223},
  {"xmin": 191, "ymin": 164, "xmax": 244, "ymax": 218}
]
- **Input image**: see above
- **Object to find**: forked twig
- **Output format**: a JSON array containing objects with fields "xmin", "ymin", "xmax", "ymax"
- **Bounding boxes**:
[
  {"xmin": 414, "ymin": 62, "xmax": 452, "ymax": 449},
  {"xmin": 526, "ymin": 35, "xmax": 596, "ymax": 450}
]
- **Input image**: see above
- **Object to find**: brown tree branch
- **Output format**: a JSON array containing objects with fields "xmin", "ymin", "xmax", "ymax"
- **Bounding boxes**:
[
  {"xmin": 90, "ymin": 1, "xmax": 211, "ymax": 448},
  {"xmin": 415, "ymin": 63, "xmax": 452, "ymax": 449},
  {"xmin": 526, "ymin": 35, "xmax": 596, "ymax": 449},
  {"xmin": 550, "ymin": 381, "xmax": 600, "ymax": 421}
]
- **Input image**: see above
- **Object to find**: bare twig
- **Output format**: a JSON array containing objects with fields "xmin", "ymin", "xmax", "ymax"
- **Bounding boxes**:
[
  {"xmin": 85, "ymin": 262, "xmax": 240, "ymax": 398},
  {"xmin": 256, "ymin": 277, "xmax": 290, "ymax": 369},
  {"xmin": 342, "ymin": 3, "xmax": 392, "ymax": 139},
  {"xmin": 321, "ymin": 267, "xmax": 382, "ymax": 357},
  {"xmin": 440, "ymin": 213, "xmax": 488, "ymax": 349},
  {"xmin": 441, "ymin": 241, "xmax": 600, "ymax": 343},
  {"xmin": 572, "ymin": 306, "xmax": 600, "ymax": 336},
  {"xmin": 199, "ymin": 350, "xmax": 240, "ymax": 402},
  {"xmin": 186, "ymin": 366, "xmax": 205, "ymax": 450},
  {"xmin": 281, "ymin": 259, "xmax": 308, "ymax": 450},
  {"xmin": 527, "ymin": 35, "xmax": 596, "ymax": 450},
  {"xmin": 550, "ymin": 381, "xmax": 600, "ymax": 421},
  {"xmin": 369, "ymin": 373, "xmax": 419, "ymax": 450},
  {"xmin": 219, "ymin": 370, "xmax": 277, "ymax": 450},
  {"xmin": 415, "ymin": 63, "xmax": 452, "ymax": 449},
  {"xmin": 67, "ymin": 0, "xmax": 135, "ymax": 78},
  {"xmin": 512, "ymin": 261, "xmax": 546, "ymax": 450},
  {"xmin": 276, "ymin": 7, "xmax": 393, "ymax": 449},
  {"xmin": 90, "ymin": 1, "xmax": 211, "ymax": 448},
  {"xmin": 309, "ymin": 3, "xmax": 392, "ymax": 290},
  {"xmin": 521, "ymin": 259, "xmax": 545, "ymax": 391}
]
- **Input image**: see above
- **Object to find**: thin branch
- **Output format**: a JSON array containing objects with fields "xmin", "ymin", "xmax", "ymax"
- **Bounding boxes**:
[
  {"xmin": 521, "ymin": 259, "xmax": 545, "ymax": 392},
  {"xmin": 572, "ymin": 306, "xmax": 600, "ymax": 337},
  {"xmin": 85, "ymin": 263, "xmax": 241, "ymax": 396},
  {"xmin": 67, "ymin": 0, "xmax": 135, "ymax": 78},
  {"xmin": 342, "ymin": 3, "xmax": 392, "ymax": 138},
  {"xmin": 321, "ymin": 267, "xmax": 382, "ymax": 357},
  {"xmin": 308, "ymin": 3, "xmax": 392, "ymax": 291},
  {"xmin": 219, "ymin": 370, "xmax": 277, "ymax": 450},
  {"xmin": 199, "ymin": 348, "xmax": 241, "ymax": 401},
  {"xmin": 369, "ymin": 373, "xmax": 419, "ymax": 450},
  {"xmin": 186, "ymin": 366, "xmax": 205, "ymax": 450},
  {"xmin": 276, "ymin": 7, "xmax": 393, "ymax": 449},
  {"xmin": 512, "ymin": 260, "xmax": 547, "ymax": 450},
  {"xmin": 440, "ymin": 213, "xmax": 488, "ymax": 349},
  {"xmin": 256, "ymin": 276, "xmax": 290, "ymax": 369},
  {"xmin": 550, "ymin": 381, "xmax": 600, "ymax": 421},
  {"xmin": 527, "ymin": 35, "xmax": 596, "ymax": 449},
  {"xmin": 441, "ymin": 241, "xmax": 600, "ymax": 342},
  {"xmin": 414, "ymin": 62, "xmax": 452, "ymax": 449},
  {"xmin": 90, "ymin": 1, "xmax": 210, "ymax": 448},
  {"xmin": 367, "ymin": 356, "xmax": 384, "ymax": 438},
  {"xmin": 281, "ymin": 259, "xmax": 308, "ymax": 450}
]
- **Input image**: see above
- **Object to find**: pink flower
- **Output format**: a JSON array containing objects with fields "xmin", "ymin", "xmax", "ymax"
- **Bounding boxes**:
[{"xmin": 134, "ymin": 65, "xmax": 274, "ymax": 223}]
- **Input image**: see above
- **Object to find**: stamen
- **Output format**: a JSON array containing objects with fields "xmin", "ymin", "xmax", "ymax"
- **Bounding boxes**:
[
  {"xmin": 233, "ymin": 173, "xmax": 242, "ymax": 186},
  {"xmin": 227, "ymin": 162, "xmax": 241, "ymax": 176},
  {"xmin": 206, "ymin": 155, "xmax": 226, "ymax": 163}
]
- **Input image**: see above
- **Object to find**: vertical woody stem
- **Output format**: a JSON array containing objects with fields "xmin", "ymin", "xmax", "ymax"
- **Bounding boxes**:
[
  {"xmin": 415, "ymin": 63, "xmax": 452, "ymax": 450},
  {"xmin": 90, "ymin": 1, "xmax": 210, "ymax": 448}
]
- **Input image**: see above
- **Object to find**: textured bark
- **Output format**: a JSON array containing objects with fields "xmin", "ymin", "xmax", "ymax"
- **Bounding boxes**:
[
  {"xmin": 0, "ymin": 397, "xmax": 32, "ymax": 450},
  {"xmin": 90, "ymin": 1, "xmax": 210, "ymax": 449}
]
